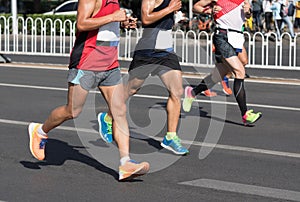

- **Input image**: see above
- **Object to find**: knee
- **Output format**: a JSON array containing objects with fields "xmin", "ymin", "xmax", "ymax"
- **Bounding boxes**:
[
  {"xmin": 111, "ymin": 102, "xmax": 127, "ymax": 119},
  {"xmin": 126, "ymin": 83, "xmax": 141, "ymax": 97},
  {"xmin": 241, "ymin": 58, "xmax": 248, "ymax": 66},
  {"xmin": 169, "ymin": 87, "xmax": 183, "ymax": 102},
  {"xmin": 71, "ymin": 109, "xmax": 82, "ymax": 119},
  {"xmin": 128, "ymin": 88, "xmax": 138, "ymax": 97},
  {"xmin": 234, "ymin": 68, "xmax": 245, "ymax": 79},
  {"xmin": 66, "ymin": 106, "xmax": 82, "ymax": 119}
]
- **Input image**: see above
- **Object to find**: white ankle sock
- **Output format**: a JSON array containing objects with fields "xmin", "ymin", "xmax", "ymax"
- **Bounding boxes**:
[
  {"xmin": 120, "ymin": 156, "xmax": 130, "ymax": 166},
  {"xmin": 37, "ymin": 124, "xmax": 47, "ymax": 136}
]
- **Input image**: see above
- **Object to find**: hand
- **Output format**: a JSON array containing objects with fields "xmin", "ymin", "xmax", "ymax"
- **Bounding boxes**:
[
  {"xmin": 169, "ymin": 0, "xmax": 182, "ymax": 12},
  {"xmin": 212, "ymin": 5, "xmax": 222, "ymax": 14},
  {"xmin": 112, "ymin": 9, "xmax": 127, "ymax": 22},
  {"xmin": 122, "ymin": 16, "xmax": 138, "ymax": 29}
]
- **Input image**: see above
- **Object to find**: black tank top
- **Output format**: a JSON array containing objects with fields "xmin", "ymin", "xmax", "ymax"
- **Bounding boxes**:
[{"xmin": 134, "ymin": 0, "xmax": 174, "ymax": 57}]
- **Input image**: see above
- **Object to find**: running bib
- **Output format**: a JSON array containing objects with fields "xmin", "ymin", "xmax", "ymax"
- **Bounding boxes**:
[
  {"xmin": 155, "ymin": 30, "xmax": 173, "ymax": 50},
  {"xmin": 227, "ymin": 31, "xmax": 244, "ymax": 52},
  {"xmin": 97, "ymin": 22, "xmax": 120, "ymax": 43}
]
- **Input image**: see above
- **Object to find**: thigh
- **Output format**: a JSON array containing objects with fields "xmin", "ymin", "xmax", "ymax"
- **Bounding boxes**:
[
  {"xmin": 99, "ymin": 84, "xmax": 125, "ymax": 111},
  {"xmin": 222, "ymin": 56, "xmax": 245, "ymax": 78},
  {"xmin": 97, "ymin": 68, "xmax": 124, "ymax": 108},
  {"xmin": 238, "ymin": 46, "xmax": 248, "ymax": 66},
  {"xmin": 125, "ymin": 76, "xmax": 145, "ymax": 94},
  {"xmin": 212, "ymin": 63, "xmax": 229, "ymax": 82},
  {"xmin": 67, "ymin": 83, "xmax": 89, "ymax": 110},
  {"xmin": 159, "ymin": 70, "xmax": 182, "ymax": 95}
]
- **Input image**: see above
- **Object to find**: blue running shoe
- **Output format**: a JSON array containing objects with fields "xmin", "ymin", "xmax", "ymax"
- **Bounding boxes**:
[
  {"xmin": 98, "ymin": 112, "xmax": 113, "ymax": 143},
  {"xmin": 161, "ymin": 135, "xmax": 189, "ymax": 155}
]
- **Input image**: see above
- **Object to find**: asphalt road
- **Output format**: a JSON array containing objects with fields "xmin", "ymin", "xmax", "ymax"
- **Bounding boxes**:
[
  {"xmin": 3, "ymin": 54, "xmax": 300, "ymax": 80},
  {"xmin": 0, "ymin": 63, "xmax": 300, "ymax": 202}
]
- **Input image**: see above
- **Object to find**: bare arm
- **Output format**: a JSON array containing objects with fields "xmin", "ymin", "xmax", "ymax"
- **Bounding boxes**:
[
  {"xmin": 193, "ymin": 0, "xmax": 214, "ymax": 13},
  {"xmin": 141, "ymin": 0, "xmax": 181, "ymax": 26},
  {"xmin": 193, "ymin": 0, "xmax": 221, "ymax": 14},
  {"xmin": 76, "ymin": 0, "xmax": 127, "ymax": 32}
]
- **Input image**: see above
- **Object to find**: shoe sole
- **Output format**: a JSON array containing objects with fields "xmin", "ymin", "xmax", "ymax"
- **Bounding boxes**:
[
  {"xmin": 160, "ymin": 142, "xmax": 188, "ymax": 155},
  {"xmin": 221, "ymin": 81, "xmax": 232, "ymax": 96},
  {"xmin": 201, "ymin": 91, "xmax": 217, "ymax": 97},
  {"xmin": 28, "ymin": 122, "xmax": 40, "ymax": 160},
  {"xmin": 222, "ymin": 89, "xmax": 232, "ymax": 96},
  {"xmin": 97, "ymin": 113, "xmax": 111, "ymax": 143},
  {"xmin": 119, "ymin": 165, "xmax": 148, "ymax": 181},
  {"xmin": 119, "ymin": 173, "xmax": 145, "ymax": 181}
]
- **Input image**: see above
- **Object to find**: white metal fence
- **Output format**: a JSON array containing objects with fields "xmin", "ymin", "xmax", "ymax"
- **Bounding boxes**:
[{"xmin": 1, "ymin": 16, "xmax": 299, "ymax": 70}]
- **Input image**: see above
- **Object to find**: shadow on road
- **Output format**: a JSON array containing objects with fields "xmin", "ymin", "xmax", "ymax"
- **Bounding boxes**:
[{"xmin": 20, "ymin": 139, "xmax": 119, "ymax": 180}]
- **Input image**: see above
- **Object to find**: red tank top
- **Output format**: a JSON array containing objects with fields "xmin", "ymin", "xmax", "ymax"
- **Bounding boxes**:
[{"xmin": 69, "ymin": 0, "xmax": 120, "ymax": 71}]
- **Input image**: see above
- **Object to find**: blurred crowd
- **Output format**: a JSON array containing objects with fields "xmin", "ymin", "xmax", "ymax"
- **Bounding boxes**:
[
  {"xmin": 243, "ymin": 0, "xmax": 300, "ymax": 39},
  {"xmin": 121, "ymin": 0, "xmax": 300, "ymax": 39},
  {"xmin": 173, "ymin": 0, "xmax": 300, "ymax": 40}
]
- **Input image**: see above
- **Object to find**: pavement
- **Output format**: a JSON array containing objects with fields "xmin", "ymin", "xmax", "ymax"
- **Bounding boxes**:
[{"xmin": 0, "ymin": 55, "xmax": 300, "ymax": 202}]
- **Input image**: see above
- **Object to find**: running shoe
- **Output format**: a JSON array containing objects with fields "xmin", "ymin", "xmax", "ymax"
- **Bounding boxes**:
[
  {"xmin": 183, "ymin": 86, "xmax": 195, "ymax": 112},
  {"xmin": 202, "ymin": 89, "xmax": 217, "ymax": 97},
  {"xmin": 161, "ymin": 135, "xmax": 189, "ymax": 155},
  {"xmin": 28, "ymin": 122, "xmax": 48, "ymax": 161},
  {"xmin": 119, "ymin": 159, "xmax": 150, "ymax": 181},
  {"xmin": 98, "ymin": 112, "xmax": 113, "ymax": 143},
  {"xmin": 221, "ymin": 81, "xmax": 233, "ymax": 95},
  {"xmin": 242, "ymin": 109, "xmax": 262, "ymax": 125}
]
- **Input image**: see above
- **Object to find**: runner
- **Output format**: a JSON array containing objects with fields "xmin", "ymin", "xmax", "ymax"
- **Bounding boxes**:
[
  {"xmin": 98, "ymin": 0, "xmax": 189, "ymax": 155},
  {"xmin": 183, "ymin": 0, "xmax": 262, "ymax": 126},
  {"xmin": 28, "ymin": 0, "xmax": 149, "ymax": 181}
]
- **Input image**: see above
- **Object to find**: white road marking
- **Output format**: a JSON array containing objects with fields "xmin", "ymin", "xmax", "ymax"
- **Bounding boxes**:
[
  {"xmin": 1, "ymin": 82, "xmax": 300, "ymax": 112},
  {"xmin": 0, "ymin": 62, "xmax": 68, "ymax": 70},
  {"xmin": 179, "ymin": 179, "xmax": 300, "ymax": 201},
  {"xmin": 1, "ymin": 118, "xmax": 300, "ymax": 159},
  {"xmin": 0, "ymin": 83, "xmax": 67, "ymax": 91},
  {"xmin": 190, "ymin": 99, "xmax": 300, "ymax": 112},
  {"xmin": 1, "ymin": 63, "xmax": 300, "ymax": 85}
]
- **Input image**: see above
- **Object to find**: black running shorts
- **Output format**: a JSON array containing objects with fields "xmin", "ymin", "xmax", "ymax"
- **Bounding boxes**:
[
  {"xmin": 128, "ymin": 52, "xmax": 181, "ymax": 80},
  {"xmin": 213, "ymin": 31, "xmax": 238, "ymax": 63}
]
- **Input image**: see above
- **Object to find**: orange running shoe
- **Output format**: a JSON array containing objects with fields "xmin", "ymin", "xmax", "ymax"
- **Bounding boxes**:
[
  {"xmin": 119, "ymin": 159, "xmax": 150, "ymax": 181},
  {"xmin": 221, "ymin": 81, "xmax": 233, "ymax": 95},
  {"xmin": 202, "ymin": 89, "xmax": 217, "ymax": 97},
  {"xmin": 28, "ymin": 123, "xmax": 48, "ymax": 161}
]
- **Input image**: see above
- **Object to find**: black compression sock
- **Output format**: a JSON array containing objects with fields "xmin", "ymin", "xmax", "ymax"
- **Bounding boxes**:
[
  {"xmin": 193, "ymin": 75, "xmax": 216, "ymax": 95},
  {"xmin": 233, "ymin": 78, "xmax": 247, "ymax": 116}
]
